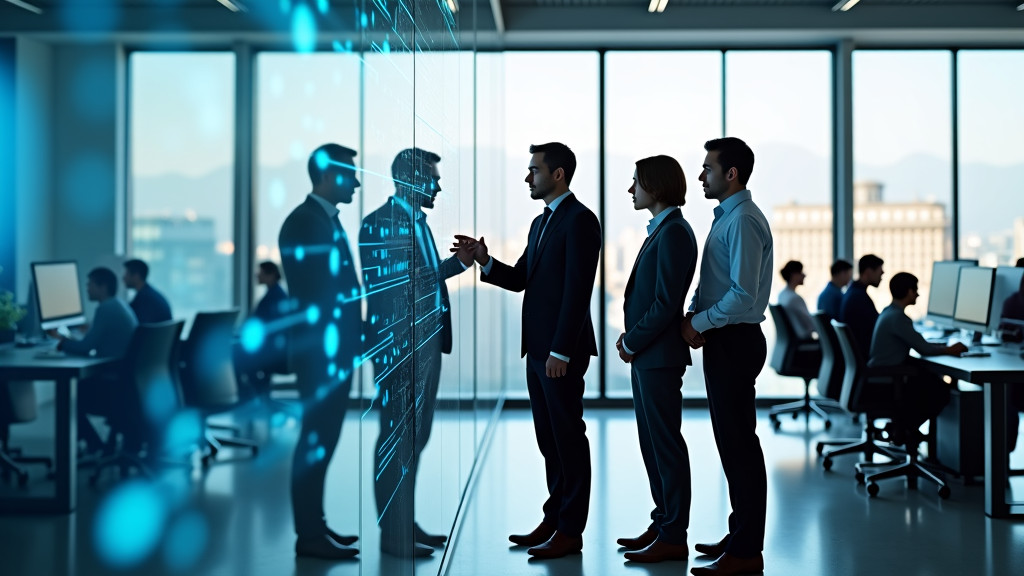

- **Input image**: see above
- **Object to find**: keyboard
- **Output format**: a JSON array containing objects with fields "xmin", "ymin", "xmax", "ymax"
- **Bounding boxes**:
[
  {"xmin": 34, "ymin": 349, "xmax": 66, "ymax": 359},
  {"xmin": 960, "ymin": 348, "xmax": 990, "ymax": 358}
]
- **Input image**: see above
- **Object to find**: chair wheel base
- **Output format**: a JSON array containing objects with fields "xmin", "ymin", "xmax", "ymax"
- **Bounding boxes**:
[
  {"xmin": 823, "ymin": 457, "xmax": 833, "ymax": 471},
  {"xmin": 938, "ymin": 485, "xmax": 951, "ymax": 499},
  {"xmin": 867, "ymin": 482, "xmax": 880, "ymax": 497}
]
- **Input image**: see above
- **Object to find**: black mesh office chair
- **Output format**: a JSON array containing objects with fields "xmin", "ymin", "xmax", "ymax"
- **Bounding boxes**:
[
  {"xmin": 0, "ymin": 380, "xmax": 53, "ymax": 486},
  {"xmin": 90, "ymin": 320, "xmax": 185, "ymax": 484},
  {"xmin": 767, "ymin": 304, "xmax": 838, "ymax": 429},
  {"xmin": 812, "ymin": 313, "xmax": 863, "ymax": 455},
  {"xmin": 821, "ymin": 321, "xmax": 902, "ymax": 473},
  {"xmin": 178, "ymin": 310, "xmax": 259, "ymax": 466}
]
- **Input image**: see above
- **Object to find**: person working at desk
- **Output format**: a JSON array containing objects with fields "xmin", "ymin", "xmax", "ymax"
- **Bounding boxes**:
[
  {"xmin": 778, "ymin": 260, "xmax": 816, "ymax": 340},
  {"xmin": 839, "ymin": 254, "xmax": 884, "ymax": 356},
  {"xmin": 47, "ymin": 267, "xmax": 138, "ymax": 451},
  {"xmin": 869, "ymin": 272, "xmax": 967, "ymax": 435},
  {"xmin": 123, "ymin": 259, "xmax": 172, "ymax": 324},
  {"xmin": 817, "ymin": 259, "xmax": 852, "ymax": 320},
  {"xmin": 1000, "ymin": 258, "xmax": 1024, "ymax": 455}
]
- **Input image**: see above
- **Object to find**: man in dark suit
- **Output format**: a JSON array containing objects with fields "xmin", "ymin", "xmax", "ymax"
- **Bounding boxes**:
[
  {"xmin": 457, "ymin": 142, "xmax": 602, "ymax": 560},
  {"xmin": 614, "ymin": 155, "xmax": 698, "ymax": 563},
  {"xmin": 839, "ymin": 254, "xmax": 885, "ymax": 356},
  {"xmin": 278, "ymin": 143, "xmax": 362, "ymax": 560},
  {"xmin": 360, "ymin": 148, "xmax": 472, "ymax": 558},
  {"xmin": 123, "ymin": 259, "xmax": 172, "ymax": 324}
]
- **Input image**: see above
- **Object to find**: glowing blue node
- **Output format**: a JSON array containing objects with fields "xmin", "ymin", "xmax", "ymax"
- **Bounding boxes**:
[
  {"xmin": 93, "ymin": 480, "xmax": 168, "ymax": 568},
  {"xmin": 317, "ymin": 0, "xmax": 329, "ymax": 13},
  {"xmin": 323, "ymin": 324, "xmax": 339, "ymax": 357},
  {"xmin": 164, "ymin": 412, "xmax": 202, "ymax": 453},
  {"xmin": 329, "ymin": 247, "xmax": 341, "ymax": 276},
  {"xmin": 316, "ymin": 446, "xmax": 326, "ymax": 460},
  {"xmin": 306, "ymin": 305, "xmax": 320, "ymax": 324},
  {"xmin": 162, "ymin": 510, "xmax": 208, "ymax": 573},
  {"xmin": 295, "ymin": 246, "xmax": 305, "ymax": 261},
  {"xmin": 270, "ymin": 412, "xmax": 287, "ymax": 428},
  {"xmin": 382, "ymin": 40, "xmax": 391, "ymax": 54},
  {"xmin": 335, "ymin": 174, "xmax": 344, "ymax": 186},
  {"xmin": 333, "ymin": 308, "xmax": 341, "ymax": 319},
  {"xmin": 315, "ymin": 149, "xmax": 330, "ymax": 171},
  {"xmin": 360, "ymin": 12, "xmax": 368, "ymax": 28},
  {"xmin": 240, "ymin": 319, "xmax": 266, "ymax": 353},
  {"xmin": 291, "ymin": 4, "xmax": 317, "ymax": 54},
  {"xmin": 327, "ymin": 362, "xmax": 337, "ymax": 376}
]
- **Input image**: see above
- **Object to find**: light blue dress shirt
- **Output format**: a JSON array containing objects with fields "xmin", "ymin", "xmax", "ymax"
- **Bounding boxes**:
[
  {"xmin": 689, "ymin": 190, "xmax": 774, "ymax": 333},
  {"xmin": 61, "ymin": 297, "xmax": 139, "ymax": 358}
]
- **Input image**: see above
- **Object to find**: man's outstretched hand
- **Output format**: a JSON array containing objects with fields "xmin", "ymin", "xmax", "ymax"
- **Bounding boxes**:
[{"xmin": 452, "ymin": 235, "xmax": 489, "ymax": 266}]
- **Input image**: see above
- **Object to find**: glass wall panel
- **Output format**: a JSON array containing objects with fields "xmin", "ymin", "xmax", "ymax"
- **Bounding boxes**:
[
  {"xmin": 957, "ymin": 50, "xmax": 1024, "ymax": 267},
  {"xmin": 726, "ymin": 50, "xmax": 833, "ymax": 397},
  {"xmin": 129, "ymin": 52, "xmax": 235, "ymax": 325},
  {"xmin": 500, "ymin": 51, "xmax": 601, "ymax": 398},
  {"xmin": 603, "ymin": 51, "xmax": 722, "ymax": 399},
  {"xmin": 853, "ymin": 51, "xmax": 953, "ymax": 319}
]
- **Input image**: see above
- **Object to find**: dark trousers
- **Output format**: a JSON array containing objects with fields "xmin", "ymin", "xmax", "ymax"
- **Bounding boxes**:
[
  {"xmin": 897, "ymin": 370, "xmax": 950, "ymax": 432},
  {"xmin": 78, "ymin": 375, "xmax": 132, "ymax": 449},
  {"xmin": 526, "ymin": 352, "xmax": 591, "ymax": 537},
  {"xmin": 374, "ymin": 341, "xmax": 442, "ymax": 541},
  {"xmin": 631, "ymin": 365, "xmax": 691, "ymax": 545},
  {"xmin": 291, "ymin": 359, "xmax": 352, "ymax": 539},
  {"xmin": 702, "ymin": 323, "xmax": 767, "ymax": 558}
]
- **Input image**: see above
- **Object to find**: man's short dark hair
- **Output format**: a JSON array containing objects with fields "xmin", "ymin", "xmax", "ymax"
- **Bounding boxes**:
[
  {"xmin": 635, "ymin": 155, "xmax": 687, "ymax": 207},
  {"xmin": 89, "ymin": 267, "xmax": 118, "ymax": 295},
  {"xmin": 858, "ymin": 254, "xmax": 884, "ymax": 275},
  {"xmin": 124, "ymin": 259, "xmax": 149, "ymax": 281},
  {"xmin": 780, "ymin": 260, "xmax": 803, "ymax": 283},
  {"xmin": 704, "ymin": 137, "xmax": 755, "ymax": 187},
  {"xmin": 1016, "ymin": 257, "xmax": 1024, "ymax": 268},
  {"xmin": 529, "ymin": 142, "xmax": 577, "ymax": 186},
  {"xmin": 308, "ymin": 143, "xmax": 358, "ymax": 186},
  {"xmin": 889, "ymin": 272, "xmax": 918, "ymax": 300},
  {"xmin": 830, "ymin": 259, "xmax": 853, "ymax": 277},
  {"xmin": 391, "ymin": 148, "xmax": 441, "ymax": 189},
  {"xmin": 259, "ymin": 261, "xmax": 281, "ymax": 281}
]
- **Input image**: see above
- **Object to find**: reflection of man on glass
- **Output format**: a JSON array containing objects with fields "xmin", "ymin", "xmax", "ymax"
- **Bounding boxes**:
[
  {"xmin": 360, "ymin": 148, "xmax": 472, "ymax": 558},
  {"xmin": 279, "ymin": 143, "xmax": 361, "ymax": 560}
]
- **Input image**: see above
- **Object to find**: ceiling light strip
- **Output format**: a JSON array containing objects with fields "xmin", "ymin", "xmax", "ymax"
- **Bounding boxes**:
[
  {"xmin": 832, "ymin": 0, "xmax": 861, "ymax": 12},
  {"xmin": 647, "ymin": 0, "xmax": 659, "ymax": 13},
  {"xmin": 215, "ymin": 0, "xmax": 248, "ymax": 12},
  {"xmin": 656, "ymin": 0, "xmax": 669, "ymax": 12},
  {"xmin": 4, "ymin": 0, "xmax": 43, "ymax": 14}
]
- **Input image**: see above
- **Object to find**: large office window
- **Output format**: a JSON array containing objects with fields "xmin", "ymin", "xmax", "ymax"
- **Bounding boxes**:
[
  {"xmin": 853, "ymin": 51, "xmax": 953, "ymax": 319},
  {"xmin": 726, "ymin": 50, "xmax": 833, "ymax": 396},
  {"xmin": 603, "ymin": 51, "xmax": 722, "ymax": 399},
  {"xmin": 501, "ymin": 51, "xmax": 601, "ymax": 398},
  {"xmin": 957, "ymin": 50, "xmax": 1024, "ymax": 267},
  {"xmin": 129, "ymin": 52, "xmax": 235, "ymax": 324}
]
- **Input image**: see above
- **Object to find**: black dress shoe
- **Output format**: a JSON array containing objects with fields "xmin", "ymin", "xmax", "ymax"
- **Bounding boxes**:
[
  {"xmin": 414, "ymin": 523, "xmax": 448, "ymax": 547},
  {"xmin": 295, "ymin": 535, "xmax": 359, "ymax": 560},
  {"xmin": 527, "ymin": 532, "xmax": 583, "ymax": 559},
  {"xmin": 509, "ymin": 521, "xmax": 556, "ymax": 547},
  {"xmin": 690, "ymin": 552, "xmax": 763, "ymax": 575},
  {"xmin": 624, "ymin": 538, "xmax": 689, "ymax": 563},
  {"xmin": 694, "ymin": 534, "xmax": 730, "ymax": 558},
  {"xmin": 617, "ymin": 527, "xmax": 658, "ymax": 551},
  {"xmin": 380, "ymin": 538, "xmax": 434, "ymax": 558},
  {"xmin": 327, "ymin": 528, "xmax": 358, "ymax": 547}
]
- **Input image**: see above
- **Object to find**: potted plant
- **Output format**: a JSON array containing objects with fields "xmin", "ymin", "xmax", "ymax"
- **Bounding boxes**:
[{"xmin": 0, "ymin": 290, "xmax": 26, "ymax": 344}]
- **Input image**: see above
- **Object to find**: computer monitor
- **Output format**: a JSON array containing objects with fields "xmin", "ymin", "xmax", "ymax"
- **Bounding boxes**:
[
  {"xmin": 31, "ymin": 261, "xmax": 86, "ymax": 331},
  {"xmin": 926, "ymin": 260, "xmax": 977, "ymax": 323},
  {"xmin": 952, "ymin": 266, "xmax": 996, "ymax": 333}
]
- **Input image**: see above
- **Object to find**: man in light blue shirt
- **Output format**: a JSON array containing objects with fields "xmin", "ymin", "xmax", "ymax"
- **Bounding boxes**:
[{"xmin": 682, "ymin": 137, "xmax": 772, "ymax": 576}]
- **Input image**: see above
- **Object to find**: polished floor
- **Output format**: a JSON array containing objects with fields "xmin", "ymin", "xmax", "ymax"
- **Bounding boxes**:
[{"xmin": 2, "ymin": 401, "xmax": 1023, "ymax": 576}]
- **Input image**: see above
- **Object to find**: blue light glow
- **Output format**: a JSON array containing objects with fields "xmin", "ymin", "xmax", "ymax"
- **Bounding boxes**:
[
  {"xmin": 315, "ymin": 148, "xmax": 330, "ymax": 171},
  {"xmin": 295, "ymin": 246, "xmax": 305, "ymax": 261},
  {"xmin": 306, "ymin": 305, "xmax": 321, "ymax": 324},
  {"xmin": 329, "ymin": 247, "xmax": 341, "ymax": 276},
  {"xmin": 317, "ymin": 0, "xmax": 329, "ymax": 14},
  {"xmin": 292, "ymin": 4, "xmax": 317, "ymax": 53},
  {"xmin": 240, "ymin": 318, "xmax": 266, "ymax": 353},
  {"xmin": 93, "ymin": 480, "xmax": 168, "ymax": 568},
  {"xmin": 162, "ymin": 510, "xmax": 208, "ymax": 573},
  {"xmin": 335, "ymin": 174, "xmax": 345, "ymax": 186},
  {"xmin": 280, "ymin": 0, "xmax": 291, "ymax": 13},
  {"xmin": 333, "ymin": 307, "xmax": 341, "ymax": 319},
  {"xmin": 164, "ymin": 411, "xmax": 202, "ymax": 453},
  {"xmin": 361, "ymin": 12, "xmax": 368, "ymax": 27},
  {"xmin": 324, "ymin": 323, "xmax": 339, "ymax": 357},
  {"xmin": 144, "ymin": 377, "xmax": 177, "ymax": 427},
  {"xmin": 308, "ymin": 431, "xmax": 319, "ymax": 445}
]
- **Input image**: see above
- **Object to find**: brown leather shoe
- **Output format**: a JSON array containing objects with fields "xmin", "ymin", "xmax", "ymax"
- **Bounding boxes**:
[
  {"xmin": 624, "ymin": 538, "xmax": 689, "ymax": 563},
  {"xmin": 527, "ymin": 531, "xmax": 583, "ymax": 559},
  {"xmin": 690, "ymin": 552, "xmax": 764, "ymax": 575},
  {"xmin": 693, "ymin": 534, "xmax": 730, "ymax": 558},
  {"xmin": 616, "ymin": 527, "xmax": 658, "ymax": 551},
  {"xmin": 509, "ymin": 521, "xmax": 556, "ymax": 547}
]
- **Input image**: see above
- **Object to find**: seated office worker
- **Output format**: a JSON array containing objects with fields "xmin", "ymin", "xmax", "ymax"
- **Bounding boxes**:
[
  {"xmin": 868, "ymin": 272, "xmax": 966, "ymax": 433},
  {"xmin": 839, "ymin": 254, "xmax": 884, "ymax": 356},
  {"xmin": 614, "ymin": 155, "xmax": 698, "ymax": 563},
  {"xmin": 123, "ymin": 258, "xmax": 172, "ymax": 324},
  {"xmin": 47, "ymin": 267, "xmax": 138, "ymax": 451},
  {"xmin": 1001, "ymin": 258, "xmax": 1024, "ymax": 454},
  {"xmin": 817, "ymin": 259, "xmax": 853, "ymax": 320},
  {"xmin": 235, "ymin": 262, "xmax": 290, "ymax": 393},
  {"xmin": 777, "ymin": 260, "xmax": 816, "ymax": 340}
]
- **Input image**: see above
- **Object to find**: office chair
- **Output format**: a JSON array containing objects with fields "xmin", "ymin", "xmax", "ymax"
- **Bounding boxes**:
[
  {"xmin": 0, "ymin": 380, "xmax": 53, "ymax": 486},
  {"xmin": 821, "ymin": 321, "xmax": 902, "ymax": 474},
  {"xmin": 90, "ymin": 320, "xmax": 185, "ymax": 485},
  {"xmin": 767, "ymin": 305, "xmax": 838, "ymax": 429},
  {"xmin": 813, "ymin": 313, "xmax": 864, "ymax": 455},
  {"xmin": 178, "ymin": 310, "xmax": 259, "ymax": 466}
]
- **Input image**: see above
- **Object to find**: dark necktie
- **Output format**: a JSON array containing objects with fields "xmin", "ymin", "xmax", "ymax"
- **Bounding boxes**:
[{"xmin": 537, "ymin": 207, "xmax": 553, "ymax": 243}]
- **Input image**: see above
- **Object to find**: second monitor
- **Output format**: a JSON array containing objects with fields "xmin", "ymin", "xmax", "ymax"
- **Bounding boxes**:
[{"xmin": 952, "ymin": 266, "xmax": 996, "ymax": 334}]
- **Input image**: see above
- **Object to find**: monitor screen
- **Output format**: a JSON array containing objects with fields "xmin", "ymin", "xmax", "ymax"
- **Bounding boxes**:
[
  {"xmin": 927, "ymin": 261, "xmax": 968, "ymax": 318},
  {"xmin": 953, "ymin": 266, "xmax": 995, "ymax": 329},
  {"xmin": 31, "ymin": 261, "xmax": 86, "ymax": 330}
]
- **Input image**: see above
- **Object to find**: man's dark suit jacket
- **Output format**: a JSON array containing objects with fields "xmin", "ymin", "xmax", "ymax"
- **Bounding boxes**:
[
  {"xmin": 278, "ymin": 196, "xmax": 362, "ymax": 375},
  {"xmin": 130, "ymin": 284, "xmax": 173, "ymax": 324},
  {"xmin": 482, "ymin": 193, "xmax": 601, "ymax": 360},
  {"xmin": 622, "ymin": 209, "xmax": 698, "ymax": 369},
  {"xmin": 360, "ymin": 197, "xmax": 463, "ymax": 357},
  {"xmin": 839, "ymin": 280, "xmax": 879, "ymax": 358}
]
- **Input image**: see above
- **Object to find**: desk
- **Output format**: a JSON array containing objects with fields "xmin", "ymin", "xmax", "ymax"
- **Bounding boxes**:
[
  {"xmin": 916, "ymin": 352, "xmax": 1024, "ymax": 518},
  {"xmin": 0, "ymin": 347, "xmax": 117, "ymax": 513}
]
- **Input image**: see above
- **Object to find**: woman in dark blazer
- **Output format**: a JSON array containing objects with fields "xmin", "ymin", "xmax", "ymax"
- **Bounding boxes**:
[{"xmin": 615, "ymin": 155, "xmax": 699, "ymax": 563}]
